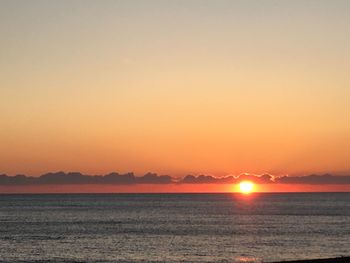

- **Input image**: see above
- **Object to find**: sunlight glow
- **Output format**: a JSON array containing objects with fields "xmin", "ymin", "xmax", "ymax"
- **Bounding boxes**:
[{"xmin": 239, "ymin": 181, "xmax": 254, "ymax": 194}]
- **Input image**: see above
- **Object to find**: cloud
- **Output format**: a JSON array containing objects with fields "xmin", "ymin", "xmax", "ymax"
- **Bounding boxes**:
[
  {"xmin": 180, "ymin": 174, "xmax": 231, "ymax": 184},
  {"xmin": 178, "ymin": 173, "xmax": 274, "ymax": 184},
  {"xmin": 0, "ymin": 172, "xmax": 174, "ymax": 185},
  {"xmin": 234, "ymin": 173, "xmax": 275, "ymax": 184},
  {"xmin": 274, "ymin": 174, "xmax": 350, "ymax": 184},
  {"xmin": 0, "ymin": 174, "xmax": 34, "ymax": 185},
  {"xmin": 38, "ymin": 172, "xmax": 93, "ymax": 184},
  {"xmin": 0, "ymin": 172, "xmax": 349, "ymax": 185},
  {"xmin": 136, "ymin": 172, "xmax": 173, "ymax": 184},
  {"xmin": 102, "ymin": 172, "xmax": 136, "ymax": 184}
]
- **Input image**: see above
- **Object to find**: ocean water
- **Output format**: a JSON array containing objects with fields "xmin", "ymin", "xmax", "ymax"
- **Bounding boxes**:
[{"xmin": 0, "ymin": 193, "xmax": 349, "ymax": 263}]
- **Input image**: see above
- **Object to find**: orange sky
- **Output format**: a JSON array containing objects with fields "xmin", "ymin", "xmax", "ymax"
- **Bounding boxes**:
[{"xmin": 1, "ymin": 1, "xmax": 350, "ymax": 192}]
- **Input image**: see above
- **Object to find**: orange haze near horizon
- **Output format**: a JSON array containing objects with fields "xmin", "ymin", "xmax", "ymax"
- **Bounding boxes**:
[{"xmin": 0, "ymin": 184, "xmax": 349, "ymax": 194}]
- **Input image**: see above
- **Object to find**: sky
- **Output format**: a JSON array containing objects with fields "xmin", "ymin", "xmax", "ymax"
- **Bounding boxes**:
[{"xmin": 1, "ymin": 1, "xmax": 350, "ymax": 184}]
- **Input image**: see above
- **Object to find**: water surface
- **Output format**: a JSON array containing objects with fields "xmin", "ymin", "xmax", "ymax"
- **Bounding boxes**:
[{"xmin": 0, "ymin": 193, "xmax": 349, "ymax": 262}]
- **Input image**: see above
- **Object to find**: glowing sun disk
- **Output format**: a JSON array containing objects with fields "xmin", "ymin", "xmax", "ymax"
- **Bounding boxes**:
[{"xmin": 239, "ymin": 181, "xmax": 254, "ymax": 194}]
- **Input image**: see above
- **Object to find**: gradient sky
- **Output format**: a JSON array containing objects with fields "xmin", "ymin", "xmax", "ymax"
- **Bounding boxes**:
[{"xmin": 1, "ymin": 0, "xmax": 350, "ymax": 177}]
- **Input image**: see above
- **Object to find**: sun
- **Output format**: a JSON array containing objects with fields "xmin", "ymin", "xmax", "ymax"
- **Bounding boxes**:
[{"xmin": 239, "ymin": 181, "xmax": 255, "ymax": 194}]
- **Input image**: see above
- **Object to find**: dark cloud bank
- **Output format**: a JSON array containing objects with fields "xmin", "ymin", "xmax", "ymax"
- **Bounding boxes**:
[{"xmin": 0, "ymin": 172, "xmax": 349, "ymax": 185}]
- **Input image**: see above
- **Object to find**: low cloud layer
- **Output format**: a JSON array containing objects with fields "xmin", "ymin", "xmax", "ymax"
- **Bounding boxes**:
[
  {"xmin": 0, "ymin": 172, "xmax": 173, "ymax": 185},
  {"xmin": 0, "ymin": 172, "xmax": 349, "ymax": 185}
]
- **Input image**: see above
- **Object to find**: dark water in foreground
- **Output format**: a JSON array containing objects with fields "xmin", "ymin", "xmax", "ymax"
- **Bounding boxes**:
[{"xmin": 0, "ymin": 193, "xmax": 349, "ymax": 263}]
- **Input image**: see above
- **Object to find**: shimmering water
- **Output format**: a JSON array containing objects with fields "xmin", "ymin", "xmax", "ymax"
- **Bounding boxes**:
[{"xmin": 0, "ymin": 193, "xmax": 349, "ymax": 263}]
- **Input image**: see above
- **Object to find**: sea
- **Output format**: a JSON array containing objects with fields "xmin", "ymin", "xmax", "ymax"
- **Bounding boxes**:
[{"xmin": 0, "ymin": 193, "xmax": 349, "ymax": 263}]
